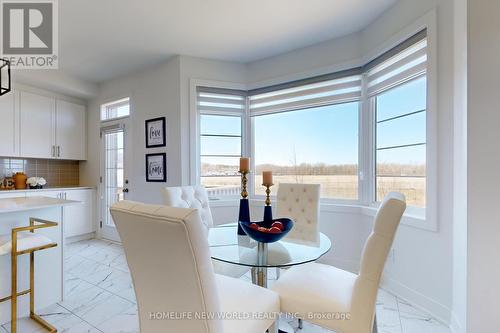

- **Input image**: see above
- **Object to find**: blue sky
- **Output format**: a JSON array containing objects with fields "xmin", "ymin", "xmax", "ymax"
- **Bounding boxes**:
[{"xmin": 201, "ymin": 76, "xmax": 426, "ymax": 167}]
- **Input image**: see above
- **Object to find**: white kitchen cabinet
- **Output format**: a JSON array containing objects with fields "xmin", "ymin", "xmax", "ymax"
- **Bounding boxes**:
[
  {"xmin": 19, "ymin": 91, "xmax": 55, "ymax": 158},
  {"xmin": 56, "ymin": 100, "xmax": 86, "ymax": 160},
  {"xmin": 0, "ymin": 91, "xmax": 19, "ymax": 157},
  {"xmin": 17, "ymin": 91, "xmax": 87, "ymax": 160},
  {"xmin": 26, "ymin": 188, "xmax": 95, "ymax": 238},
  {"xmin": 63, "ymin": 189, "xmax": 94, "ymax": 237}
]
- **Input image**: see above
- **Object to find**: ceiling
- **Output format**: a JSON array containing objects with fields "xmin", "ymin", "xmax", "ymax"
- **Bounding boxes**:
[{"xmin": 59, "ymin": 0, "xmax": 397, "ymax": 83}]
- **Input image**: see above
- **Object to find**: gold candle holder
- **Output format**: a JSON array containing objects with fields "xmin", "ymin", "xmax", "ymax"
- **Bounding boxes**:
[
  {"xmin": 239, "ymin": 170, "xmax": 249, "ymax": 198},
  {"xmin": 263, "ymin": 183, "xmax": 274, "ymax": 206}
]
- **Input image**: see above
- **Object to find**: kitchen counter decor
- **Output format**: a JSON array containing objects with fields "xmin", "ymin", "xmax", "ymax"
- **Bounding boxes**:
[{"xmin": 27, "ymin": 177, "xmax": 47, "ymax": 189}]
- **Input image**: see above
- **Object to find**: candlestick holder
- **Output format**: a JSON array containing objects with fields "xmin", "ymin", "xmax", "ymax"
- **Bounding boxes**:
[
  {"xmin": 238, "ymin": 170, "xmax": 250, "ymax": 235},
  {"xmin": 263, "ymin": 183, "xmax": 274, "ymax": 222}
]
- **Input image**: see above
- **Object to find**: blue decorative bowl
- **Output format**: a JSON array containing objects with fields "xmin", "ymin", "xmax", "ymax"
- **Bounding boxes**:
[{"xmin": 239, "ymin": 218, "xmax": 294, "ymax": 243}]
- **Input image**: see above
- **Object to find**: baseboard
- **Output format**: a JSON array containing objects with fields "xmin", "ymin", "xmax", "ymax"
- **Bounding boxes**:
[
  {"xmin": 449, "ymin": 310, "xmax": 464, "ymax": 333},
  {"xmin": 65, "ymin": 232, "xmax": 96, "ymax": 244},
  {"xmin": 380, "ymin": 274, "xmax": 452, "ymax": 326}
]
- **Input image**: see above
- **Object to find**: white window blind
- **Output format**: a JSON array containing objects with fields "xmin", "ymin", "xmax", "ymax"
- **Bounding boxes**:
[
  {"xmin": 367, "ymin": 32, "xmax": 427, "ymax": 96},
  {"xmin": 249, "ymin": 74, "xmax": 362, "ymax": 116},
  {"xmin": 197, "ymin": 87, "xmax": 246, "ymax": 116}
]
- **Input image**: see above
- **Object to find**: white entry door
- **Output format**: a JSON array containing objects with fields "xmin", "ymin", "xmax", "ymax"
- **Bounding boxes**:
[{"xmin": 100, "ymin": 121, "xmax": 130, "ymax": 241}]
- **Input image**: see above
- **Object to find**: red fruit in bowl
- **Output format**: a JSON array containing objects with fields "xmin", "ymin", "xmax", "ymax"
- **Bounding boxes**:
[
  {"xmin": 271, "ymin": 221, "xmax": 284, "ymax": 231},
  {"xmin": 268, "ymin": 226, "xmax": 282, "ymax": 234},
  {"xmin": 249, "ymin": 223, "xmax": 259, "ymax": 230},
  {"xmin": 258, "ymin": 226, "xmax": 269, "ymax": 232}
]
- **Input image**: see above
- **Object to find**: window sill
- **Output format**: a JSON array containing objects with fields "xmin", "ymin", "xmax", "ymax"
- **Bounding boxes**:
[{"xmin": 207, "ymin": 197, "xmax": 436, "ymax": 232}]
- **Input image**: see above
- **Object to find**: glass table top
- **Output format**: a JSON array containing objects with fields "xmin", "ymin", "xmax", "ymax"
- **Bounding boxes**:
[{"xmin": 208, "ymin": 223, "xmax": 332, "ymax": 268}]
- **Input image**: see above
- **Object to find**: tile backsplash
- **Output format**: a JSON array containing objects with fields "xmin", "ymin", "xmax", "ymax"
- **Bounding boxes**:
[{"xmin": 0, "ymin": 158, "xmax": 80, "ymax": 187}]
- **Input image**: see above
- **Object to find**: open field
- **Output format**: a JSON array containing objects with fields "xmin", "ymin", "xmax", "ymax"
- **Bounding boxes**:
[{"xmin": 201, "ymin": 175, "xmax": 425, "ymax": 207}]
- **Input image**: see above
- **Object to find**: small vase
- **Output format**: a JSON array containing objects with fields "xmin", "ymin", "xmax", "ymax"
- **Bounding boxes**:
[
  {"xmin": 238, "ymin": 198, "xmax": 250, "ymax": 235},
  {"xmin": 13, "ymin": 172, "xmax": 27, "ymax": 189}
]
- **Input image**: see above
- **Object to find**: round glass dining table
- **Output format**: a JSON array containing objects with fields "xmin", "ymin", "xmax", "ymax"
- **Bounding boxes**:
[{"xmin": 208, "ymin": 223, "xmax": 332, "ymax": 287}]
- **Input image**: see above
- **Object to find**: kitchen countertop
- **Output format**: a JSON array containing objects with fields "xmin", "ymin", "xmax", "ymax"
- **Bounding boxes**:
[
  {"xmin": 0, "ymin": 186, "xmax": 95, "ymax": 193},
  {"xmin": 0, "ymin": 196, "xmax": 80, "ymax": 214}
]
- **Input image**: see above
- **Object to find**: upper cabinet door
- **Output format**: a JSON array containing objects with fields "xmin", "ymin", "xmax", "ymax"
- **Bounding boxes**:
[
  {"xmin": 20, "ymin": 91, "xmax": 55, "ymax": 158},
  {"xmin": 0, "ymin": 91, "xmax": 19, "ymax": 157},
  {"xmin": 56, "ymin": 100, "xmax": 86, "ymax": 160}
]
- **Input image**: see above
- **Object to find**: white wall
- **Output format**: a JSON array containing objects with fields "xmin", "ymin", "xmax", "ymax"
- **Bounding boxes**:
[
  {"xmin": 452, "ymin": 0, "xmax": 467, "ymax": 332},
  {"xmin": 467, "ymin": 1, "xmax": 500, "ymax": 331},
  {"xmin": 13, "ymin": 69, "xmax": 98, "ymax": 99}
]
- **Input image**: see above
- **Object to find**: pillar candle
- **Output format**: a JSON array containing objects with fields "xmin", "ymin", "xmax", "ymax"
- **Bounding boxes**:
[
  {"xmin": 262, "ymin": 171, "xmax": 273, "ymax": 185},
  {"xmin": 239, "ymin": 157, "xmax": 250, "ymax": 172}
]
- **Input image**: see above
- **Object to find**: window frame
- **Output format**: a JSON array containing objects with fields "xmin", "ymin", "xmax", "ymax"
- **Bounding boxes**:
[
  {"xmin": 100, "ymin": 97, "xmax": 130, "ymax": 122},
  {"xmin": 189, "ymin": 11, "xmax": 437, "ymax": 231}
]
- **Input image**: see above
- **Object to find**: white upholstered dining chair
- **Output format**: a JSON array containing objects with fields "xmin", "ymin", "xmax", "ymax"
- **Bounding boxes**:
[
  {"xmin": 275, "ymin": 183, "xmax": 321, "ymax": 281},
  {"xmin": 162, "ymin": 185, "xmax": 249, "ymax": 278},
  {"xmin": 272, "ymin": 192, "xmax": 406, "ymax": 333},
  {"xmin": 110, "ymin": 200, "xmax": 280, "ymax": 333},
  {"xmin": 276, "ymin": 183, "xmax": 321, "ymax": 244}
]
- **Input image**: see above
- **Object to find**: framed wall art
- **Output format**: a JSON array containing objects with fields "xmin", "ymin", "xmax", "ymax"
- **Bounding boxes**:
[
  {"xmin": 145, "ymin": 153, "xmax": 167, "ymax": 182},
  {"xmin": 145, "ymin": 117, "xmax": 166, "ymax": 148}
]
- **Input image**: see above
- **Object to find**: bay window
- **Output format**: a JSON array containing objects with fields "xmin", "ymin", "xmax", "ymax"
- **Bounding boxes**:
[{"xmin": 195, "ymin": 29, "xmax": 430, "ymax": 213}]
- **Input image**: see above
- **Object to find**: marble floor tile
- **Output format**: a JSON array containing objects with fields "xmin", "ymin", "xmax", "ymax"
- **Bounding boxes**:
[
  {"xmin": 52, "ymin": 315, "xmax": 102, "ymax": 333},
  {"xmin": 75, "ymin": 294, "xmax": 135, "ymax": 327},
  {"xmin": 59, "ymin": 285, "xmax": 113, "ymax": 315},
  {"xmin": 95, "ymin": 305, "xmax": 139, "ymax": 333},
  {"xmin": 96, "ymin": 268, "xmax": 136, "ymax": 302},
  {"xmin": 1, "ymin": 317, "xmax": 45, "ymax": 333}
]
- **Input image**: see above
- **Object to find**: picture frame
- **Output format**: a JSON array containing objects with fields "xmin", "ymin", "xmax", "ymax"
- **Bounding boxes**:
[
  {"xmin": 145, "ymin": 117, "xmax": 166, "ymax": 148},
  {"xmin": 145, "ymin": 153, "xmax": 167, "ymax": 182}
]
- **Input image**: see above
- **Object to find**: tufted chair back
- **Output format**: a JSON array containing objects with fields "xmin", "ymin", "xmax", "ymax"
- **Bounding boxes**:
[
  {"xmin": 110, "ymin": 200, "xmax": 222, "ymax": 333},
  {"xmin": 276, "ymin": 183, "xmax": 321, "ymax": 243},
  {"xmin": 162, "ymin": 186, "xmax": 214, "ymax": 230}
]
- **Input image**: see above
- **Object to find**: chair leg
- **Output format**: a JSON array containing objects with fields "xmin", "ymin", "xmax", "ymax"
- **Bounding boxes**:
[
  {"xmin": 11, "ymin": 251, "xmax": 17, "ymax": 333},
  {"xmin": 298, "ymin": 318, "xmax": 303, "ymax": 329},
  {"xmin": 372, "ymin": 314, "xmax": 378, "ymax": 333},
  {"xmin": 267, "ymin": 319, "xmax": 279, "ymax": 333}
]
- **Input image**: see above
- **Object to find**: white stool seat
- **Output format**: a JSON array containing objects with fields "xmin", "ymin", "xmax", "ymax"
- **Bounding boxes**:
[{"xmin": 0, "ymin": 232, "xmax": 54, "ymax": 255}]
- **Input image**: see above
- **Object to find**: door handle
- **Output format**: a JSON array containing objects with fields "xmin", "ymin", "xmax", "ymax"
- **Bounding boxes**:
[
  {"xmin": 52, "ymin": 146, "xmax": 55, "ymax": 157},
  {"xmin": 57, "ymin": 146, "xmax": 61, "ymax": 157}
]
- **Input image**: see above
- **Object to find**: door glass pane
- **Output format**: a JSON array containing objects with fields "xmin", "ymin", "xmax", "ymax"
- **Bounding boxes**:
[{"xmin": 104, "ymin": 130, "xmax": 124, "ymax": 226}]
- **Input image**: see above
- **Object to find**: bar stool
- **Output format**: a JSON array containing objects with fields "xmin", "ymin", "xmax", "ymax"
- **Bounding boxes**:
[{"xmin": 0, "ymin": 217, "xmax": 58, "ymax": 333}]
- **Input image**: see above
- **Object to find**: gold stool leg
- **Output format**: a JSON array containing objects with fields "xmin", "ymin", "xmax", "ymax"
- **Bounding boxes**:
[
  {"xmin": 11, "ymin": 247, "xmax": 17, "ymax": 333},
  {"xmin": 30, "ymin": 252, "xmax": 34, "ymax": 317}
]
